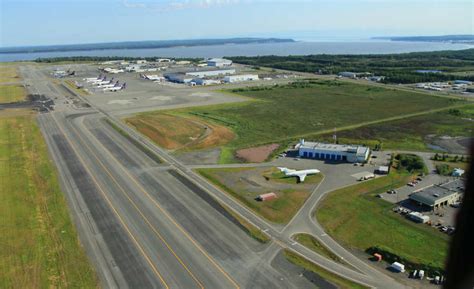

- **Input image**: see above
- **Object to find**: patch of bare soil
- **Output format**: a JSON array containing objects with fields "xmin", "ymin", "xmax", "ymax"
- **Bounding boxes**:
[{"xmin": 236, "ymin": 144, "xmax": 280, "ymax": 163}]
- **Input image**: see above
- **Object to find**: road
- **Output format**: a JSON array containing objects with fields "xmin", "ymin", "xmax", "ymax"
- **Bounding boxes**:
[{"xmin": 19, "ymin": 64, "xmax": 414, "ymax": 288}]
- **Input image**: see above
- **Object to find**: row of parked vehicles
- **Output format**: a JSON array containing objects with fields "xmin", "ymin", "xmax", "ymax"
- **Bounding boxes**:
[
  {"xmin": 392, "ymin": 262, "xmax": 445, "ymax": 285},
  {"xmin": 435, "ymin": 223, "xmax": 456, "ymax": 235},
  {"xmin": 409, "ymin": 270, "xmax": 445, "ymax": 284},
  {"xmin": 407, "ymin": 176, "xmax": 423, "ymax": 187}
]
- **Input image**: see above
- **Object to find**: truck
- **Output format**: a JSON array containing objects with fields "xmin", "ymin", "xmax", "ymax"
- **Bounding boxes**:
[
  {"xmin": 390, "ymin": 262, "xmax": 405, "ymax": 272},
  {"xmin": 418, "ymin": 270, "xmax": 425, "ymax": 280}
]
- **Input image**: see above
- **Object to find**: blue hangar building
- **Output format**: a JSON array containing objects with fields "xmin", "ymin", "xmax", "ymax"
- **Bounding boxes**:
[{"xmin": 296, "ymin": 140, "xmax": 370, "ymax": 163}]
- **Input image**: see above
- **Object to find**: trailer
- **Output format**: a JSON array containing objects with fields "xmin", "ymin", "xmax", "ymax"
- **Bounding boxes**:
[{"xmin": 408, "ymin": 212, "xmax": 430, "ymax": 224}]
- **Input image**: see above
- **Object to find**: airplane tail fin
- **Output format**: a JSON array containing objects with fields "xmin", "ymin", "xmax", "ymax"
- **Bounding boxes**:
[{"xmin": 278, "ymin": 167, "xmax": 290, "ymax": 174}]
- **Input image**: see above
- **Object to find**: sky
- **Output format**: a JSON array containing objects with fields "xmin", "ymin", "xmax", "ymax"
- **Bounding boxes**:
[{"xmin": 0, "ymin": 0, "xmax": 473, "ymax": 47}]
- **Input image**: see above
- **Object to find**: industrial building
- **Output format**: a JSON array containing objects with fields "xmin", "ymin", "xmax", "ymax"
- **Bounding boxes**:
[
  {"xmin": 296, "ymin": 140, "xmax": 370, "ymax": 163},
  {"xmin": 409, "ymin": 180, "xmax": 464, "ymax": 210},
  {"xmin": 192, "ymin": 78, "xmax": 221, "ymax": 85},
  {"xmin": 185, "ymin": 68, "xmax": 235, "ymax": 78},
  {"xmin": 224, "ymin": 74, "xmax": 259, "ymax": 83},
  {"xmin": 338, "ymin": 72, "xmax": 357, "ymax": 78},
  {"xmin": 164, "ymin": 73, "xmax": 194, "ymax": 83},
  {"xmin": 207, "ymin": 58, "xmax": 233, "ymax": 67}
]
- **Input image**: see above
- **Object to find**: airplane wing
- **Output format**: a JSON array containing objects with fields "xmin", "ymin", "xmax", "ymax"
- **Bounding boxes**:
[{"xmin": 296, "ymin": 172, "xmax": 307, "ymax": 182}]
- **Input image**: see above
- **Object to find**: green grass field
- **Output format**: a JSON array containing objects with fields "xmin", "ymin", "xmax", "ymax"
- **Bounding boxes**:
[
  {"xmin": 196, "ymin": 167, "xmax": 322, "ymax": 223},
  {"xmin": 189, "ymin": 81, "xmax": 460, "ymax": 148},
  {"xmin": 315, "ymin": 105, "xmax": 474, "ymax": 152},
  {"xmin": 0, "ymin": 111, "xmax": 98, "ymax": 288},
  {"xmin": 283, "ymin": 250, "xmax": 369, "ymax": 289},
  {"xmin": 133, "ymin": 80, "xmax": 465, "ymax": 163},
  {"xmin": 0, "ymin": 64, "xmax": 21, "ymax": 83},
  {"xmin": 315, "ymin": 166, "xmax": 449, "ymax": 270},
  {"xmin": 0, "ymin": 85, "xmax": 26, "ymax": 103}
]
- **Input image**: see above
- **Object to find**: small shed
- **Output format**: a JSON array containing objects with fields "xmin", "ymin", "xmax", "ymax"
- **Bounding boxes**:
[
  {"xmin": 373, "ymin": 253, "xmax": 382, "ymax": 262},
  {"xmin": 256, "ymin": 192, "xmax": 277, "ymax": 202}
]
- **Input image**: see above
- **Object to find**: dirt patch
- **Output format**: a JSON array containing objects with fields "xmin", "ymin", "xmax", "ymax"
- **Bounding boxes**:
[
  {"xmin": 236, "ymin": 143, "xmax": 280, "ymax": 163},
  {"xmin": 126, "ymin": 113, "xmax": 234, "ymax": 151},
  {"xmin": 187, "ymin": 120, "xmax": 235, "ymax": 151},
  {"xmin": 427, "ymin": 135, "xmax": 472, "ymax": 154}
]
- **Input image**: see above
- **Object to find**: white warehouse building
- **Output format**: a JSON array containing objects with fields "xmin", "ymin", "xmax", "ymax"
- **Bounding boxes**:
[
  {"xmin": 296, "ymin": 140, "xmax": 370, "ymax": 163},
  {"xmin": 224, "ymin": 74, "xmax": 259, "ymax": 83},
  {"xmin": 207, "ymin": 58, "xmax": 233, "ymax": 67},
  {"xmin": 185, "ymin": 68, "xmax": 235, "ymax": 78}
]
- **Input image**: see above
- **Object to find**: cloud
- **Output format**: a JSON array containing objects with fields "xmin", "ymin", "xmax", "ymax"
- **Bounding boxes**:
[{"xmin": 122, "ymin": 0, "xmax": 244, "ymax": 11}]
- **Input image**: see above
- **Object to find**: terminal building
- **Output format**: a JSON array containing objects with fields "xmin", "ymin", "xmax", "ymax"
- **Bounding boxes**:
[
  {"xmin": 296, "ymin": 140, "xmax": 370, "ymax": 163},
  {"xmin": 409, "ymin": 180, "xmax": 464, "ymax": 210}
]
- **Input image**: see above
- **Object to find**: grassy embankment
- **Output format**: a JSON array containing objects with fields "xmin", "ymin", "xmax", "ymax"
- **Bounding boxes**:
[
  {"xmin": 0, "ymin": 64, "xmax": 26, "ymax": 103},
  {"xmin": 293, "ymin": 233, "xmax": 348, "ymax": 266},
  {"xmin": 196, "ymin": 167, "xmax": 322, "ymax": 224},
  {"xmin": 126, "ymin": 80, "xmax": 466, "ymax": 163},
  {"xmin": 64, "ymin": 80, "xmax": 89, "ymax": 96},
  {"xmin": 316, "ymin": 157, "xmax": 449, "ymax": 271},
  {"xmin": 0, "ymin": 111, "xmax": 98, "ymax": 288},
  {"xmin": 283, "ymin": 250, "xmax": 369, "ymax": 289}
]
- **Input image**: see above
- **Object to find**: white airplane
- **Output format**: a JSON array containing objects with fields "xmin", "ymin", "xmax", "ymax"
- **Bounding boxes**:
[
  {"xmin": 95, "ymin": 78, "xmax": 114, "ymax": 86},
  {"xmin": 97, "ymin": 81, "xmax": 118, "ymax": 89},
  {"xmin": 93, "ymin": 77, "xmax": 112, "ymax": 85},
  {"xmin": 103, "ymin": 83, "xmax": 126, "ymax": 92},
  {"xmin": 143, "ymin": 74, "xmax": 162, "ymax": 81},
  {"xmin": 84, "ymin": 75, "xmax": 103, "ymax": 82},
  {"xmin": 277, "ymin": 167, "xmax": 320, "ymax": 182}
]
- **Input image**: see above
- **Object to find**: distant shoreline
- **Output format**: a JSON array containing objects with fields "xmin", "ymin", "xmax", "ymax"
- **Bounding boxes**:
[
  {"xmin": 2, "ymin": 41, "xmax": 473, "ymax": 62},
  {"xmin": 0, "ymin": 38, "xmax": 294, "ymax": 55},
  {"xmin": 372, "ymin": 34, "xmax": 474, "ymax": 44}
]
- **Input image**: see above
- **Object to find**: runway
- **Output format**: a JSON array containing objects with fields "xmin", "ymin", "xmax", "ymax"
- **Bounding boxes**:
[{"xmin": 23, "ymin": 64, "xmax": 408, "ymax": 289}]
